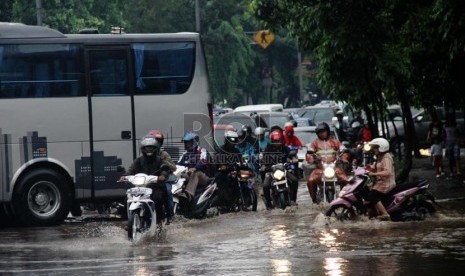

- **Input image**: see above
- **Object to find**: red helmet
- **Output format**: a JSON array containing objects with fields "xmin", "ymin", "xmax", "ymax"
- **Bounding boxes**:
[
  {"xmin": 270, "ymin": 130, "xmax": 283, "ymax": 144},
  {"xmin": 285, "ymin": 125, "xmax": 294, "ymax": 136},
  {"xmin": 148, "ymin": 129, "xmax": 164, "ymax": 147}
]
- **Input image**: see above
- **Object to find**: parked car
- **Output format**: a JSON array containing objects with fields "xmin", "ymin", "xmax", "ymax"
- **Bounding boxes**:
[{"xmin": 380, "ymin": 105, "xmax": 464, "ymax": 149}]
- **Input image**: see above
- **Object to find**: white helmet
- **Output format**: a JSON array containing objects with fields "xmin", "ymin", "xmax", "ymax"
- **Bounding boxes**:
[
  {"xmin": 369, "ymin": 138, "xmax": 390, "ymax": 153},
  {"xmin": 140, "ymin": 135, "xmax": 159, "ymax": 157},
  {"xmin": 254, "ymin": 127, "xmax": 266, "ymax": 136}
]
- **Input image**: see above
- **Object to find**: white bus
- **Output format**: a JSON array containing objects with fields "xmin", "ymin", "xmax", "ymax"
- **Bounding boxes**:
[{"xmin": 0, "ymin": 23, "xmax": 213, "ymax": 226}]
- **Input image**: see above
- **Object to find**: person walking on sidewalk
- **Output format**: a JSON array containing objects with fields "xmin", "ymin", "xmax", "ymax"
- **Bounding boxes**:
[
  {"xmin": 443, "ymin": 113, "xmax": 462, "ymax": 177},
  {"xmin": 430, "ymin": 136, "xmax": 444, "ymax": 178}
]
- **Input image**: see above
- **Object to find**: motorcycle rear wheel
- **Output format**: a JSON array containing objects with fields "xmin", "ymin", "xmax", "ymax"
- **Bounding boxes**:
[
  {"xmin": 241, "ymin": 189, "xmax": 258, "ymax": 212},
  {"xmin": 325, "ymin": 204, "xmax": 356, "ymax": 221}
]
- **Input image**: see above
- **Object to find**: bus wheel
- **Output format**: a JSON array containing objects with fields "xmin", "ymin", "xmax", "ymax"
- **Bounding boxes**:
[{"xmin": 13, "ymin": 169, "xmax": 72, "ymax": 226}]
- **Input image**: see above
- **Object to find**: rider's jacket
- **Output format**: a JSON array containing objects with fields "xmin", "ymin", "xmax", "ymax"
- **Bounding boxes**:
[
  {"xmin": 308, "ymin": 136, "xmax": 343, "ymax": 163},
  {"xmin": 261, "ymin": 144, "xmax": 291, "ymax": 169},
  {"xmin": 177, "ymin": 146, "xmax": 211, "ymax": 175}
]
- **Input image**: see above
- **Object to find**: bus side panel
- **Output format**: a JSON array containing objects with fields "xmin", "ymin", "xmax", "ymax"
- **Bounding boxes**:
[
  {"xmin": 90, "ymin": 97, "xmax": 133, "ymax": 199},
  {"xmin": 0, "ymin": 98, "xmax": 89, "ymax": 202}
]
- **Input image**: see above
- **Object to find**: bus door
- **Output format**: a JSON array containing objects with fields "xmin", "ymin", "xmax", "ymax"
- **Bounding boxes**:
[{"xmin": 85, "ymin": 47, "xmax": 135, "ymax": 199}]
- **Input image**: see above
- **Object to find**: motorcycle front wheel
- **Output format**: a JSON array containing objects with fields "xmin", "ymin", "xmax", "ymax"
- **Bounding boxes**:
[
  {"xmin": 278, "ymin": 192, "xmax": 289, "ymax": 210},
  {"xmin": 127, "ymin": 212, "xmax": 142, "ymax": 241},
  {"xmin": 325, "ymin": 204, "xmax": 356, "ymax": 221}
]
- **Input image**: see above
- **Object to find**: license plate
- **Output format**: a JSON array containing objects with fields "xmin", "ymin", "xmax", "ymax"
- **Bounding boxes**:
[{"xmin": 127, "ymin": 187, "xmax": 151, "ymax": 195}]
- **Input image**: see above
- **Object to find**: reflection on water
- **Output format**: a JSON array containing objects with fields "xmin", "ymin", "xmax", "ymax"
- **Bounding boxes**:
[
  {"xmin": 271, "ymin": 259, "xmax": 292, "ymax": 275},
  {"xmin": 269, "ymin": 224, "xmax": 291, "ymax": 249},
  {"xmin": 1, "ymin": 197, "xmax": 465, "ymax": 275},
  {"xmin": 324, "ymin": 257, "xmax": 346, "ymax": 276}
]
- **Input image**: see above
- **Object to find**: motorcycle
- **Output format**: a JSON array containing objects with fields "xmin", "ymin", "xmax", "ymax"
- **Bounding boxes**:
[
  {"xmin": 325, "ymin": 167, "xmax": 438, "ymax": 221},
  {"xmin": 169, "ymin": 165, "xmax": 188, "ymax": 215},
  {"xmin": 122, "ymin": 174, "xmax": 159, "ymax": 242},
  {"xmin": 236, "ymin": 156, "xmax": 258, "ymax": 211},
  {"xmin": 270, "ymin": 163, "xmax": 291, "ymax": 210},
  {"xmin": 316, "ymin": 159, "xmax": 340, "ymax": 204},
  {"xmin": 177, "ymin": 173, "xmax": 220, "ymax": 219}
]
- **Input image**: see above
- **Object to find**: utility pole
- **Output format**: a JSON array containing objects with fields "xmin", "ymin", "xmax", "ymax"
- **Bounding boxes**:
[
  {"xmin": 35, "ymin": 0, "xmax": 42, "ymax": 26},
  {"xmin": 195, "ymin": 0, "xmax": 200, "ymax": 33}
]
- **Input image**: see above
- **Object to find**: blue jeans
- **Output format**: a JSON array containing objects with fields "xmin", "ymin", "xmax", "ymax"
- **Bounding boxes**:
[{"xmin": 165, "ymin": 182, "xmax": 174, "ymax": 218}]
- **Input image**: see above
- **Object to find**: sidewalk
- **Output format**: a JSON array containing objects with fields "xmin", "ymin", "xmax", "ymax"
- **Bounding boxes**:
[{"xmin": 409, "ymin": 156, "xmax": 465, "ymax": 201}]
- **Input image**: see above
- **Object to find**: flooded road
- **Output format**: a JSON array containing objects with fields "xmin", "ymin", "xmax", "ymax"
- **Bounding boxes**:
[{"xmin": 1, "ymin": 185, "xmax": 465, "ymax": 275}]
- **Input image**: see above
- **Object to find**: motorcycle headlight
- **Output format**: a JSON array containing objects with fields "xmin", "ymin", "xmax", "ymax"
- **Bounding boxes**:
[
  {"xmin": 132, "ymin": 175, "xmax": 146, "ymax": 186},
  {"xmin": 273, "ymin": 170, "xmax": 285, "ymax": 181},
  {"xmin": 240, "ymin": 170, "xmax": 250, "ymax": 178},
  {"xmin": 363, "ymin": 143, "xmax": 371, "ymax": 152},
  {"xmin": 323, "ymin": 167, "xmax": 336, "ymax": 179}
]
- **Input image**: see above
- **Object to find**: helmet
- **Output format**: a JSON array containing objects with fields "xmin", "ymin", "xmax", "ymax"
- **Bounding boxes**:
[
  {"xmin": 369, "ymin": 137, "xmax": 390, "ymax": 153},
  {"xmin": 224, "ymin": 130, "xmax": 239, "ymax": 144},
  {"xmin": 284, "ymin": 121, "xmax": 293, "ymax": 128},
  {"xmin": 254, "ymin": 127, "xmax": 266, "ymax": 136},
  {"xmin": 140, "ymin": 135, "xmax": 159, "ymax": 157},
  {"xmin": 182, "ymin": 131, "xmax": 199, "ymax": 151},
  {"xmin": 336, "ymin": 110, "xmax": 344, "ymax": 116},
  {"xmin": 270, "ymin": 130, "xmax": 283, "ymax": 145},
  {"xmin": 148, "ymin": 129, "xmax": 164, "ymax": 147},
  {"xmin": 315, "ymin": 122, "xmax": 330, "ymax": 134},
  {"xmin": 285, "ymin": 124, "xmax": 294, "ymax": 136},
  {"xmin": 242, "ymin": 125, "xmax": 252, "ymax": 135}
]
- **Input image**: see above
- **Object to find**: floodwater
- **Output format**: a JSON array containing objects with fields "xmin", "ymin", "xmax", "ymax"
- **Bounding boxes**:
[{"xmin": 1, "ymin": 185, "xmax": 465, "ymax": 276}]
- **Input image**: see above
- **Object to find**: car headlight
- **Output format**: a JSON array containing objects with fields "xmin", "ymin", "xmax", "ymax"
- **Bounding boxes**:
[
  {"xmin": 273, "ymin": 170, "xmax": 285, "ymax": 181},
  {"xmin": 323, "ymin": 167, "xmax": 336, "ymax": 178}
]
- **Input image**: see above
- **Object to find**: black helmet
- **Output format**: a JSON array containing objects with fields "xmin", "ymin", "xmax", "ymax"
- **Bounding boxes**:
[
  {"xmin": 242, "ymin": 124, "xmax": 252, "ymax": 135},
  {"xmin": 315, "ymin": 122, "xmax": 330, "ymax": 134}
]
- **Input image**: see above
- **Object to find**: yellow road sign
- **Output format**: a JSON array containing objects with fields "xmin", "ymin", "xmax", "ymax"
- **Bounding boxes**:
[{"xmin": 254, "ymin": 30, "xmax": 275, "ymax": 49}]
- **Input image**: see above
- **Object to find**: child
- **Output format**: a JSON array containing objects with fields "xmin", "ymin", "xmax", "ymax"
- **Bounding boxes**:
[{"xmin": 430, "ymin": 137, "xmax": 444, "ymax": 178}]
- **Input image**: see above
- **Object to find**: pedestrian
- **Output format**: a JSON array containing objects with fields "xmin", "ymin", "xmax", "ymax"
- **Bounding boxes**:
[
  {"xmin": 443, "ymin": 113, "xmax": 462, "ymax": 177},
  {"xmin": 430, "ymin": 136, "xmax": 444, "ymax": 178}
]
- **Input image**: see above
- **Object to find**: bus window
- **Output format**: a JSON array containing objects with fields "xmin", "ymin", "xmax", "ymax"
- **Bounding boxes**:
[
  {"xmin": 89, "ymin": 50, "xmax": 129, "ymax": 96},
  {"xmin": 132, "ymin": 42, "xmax": 194, "ymax": 95},
  {"xmin": 0, "ymin": 44, "xmax": 84, "ymax": 98}
]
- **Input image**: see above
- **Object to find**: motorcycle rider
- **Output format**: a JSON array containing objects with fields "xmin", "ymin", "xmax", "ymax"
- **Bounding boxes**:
[
  {"xmin": 147, "ymin": 129, "xmax": 176, "ymax": 224},
  {"xmin": 177, "ymin": 131, "xmax": 211, "ymax": 205},
  {"xmin": 216, "ymin": 130, "xmax": 242, "ymax": 209},
  {"xmin": 121, "ymin": 136, "xmax": 170, "ymax": 226},
  {"xmin": 306, "ymin": 122, "xmax": 349, "ymax": 204},
  {"xmin": 236, "ymin": 127, "xmax": 259, "ymax": 173},
  {"xmin": 261, "ymin": 129, "xmax": 299, "ymax": 209},
  {"xmin": 284, "ymin": 124, "xmax": 303, "ymax": 149},
  {"xmin": 366, "ymin": 137, "xmax": 396, "ymax": 221},
  {"xmin": 334, "ymin": 110, "xmax": 350, "ymax": 142},
  {"xmin": 254, "ymin": 127, "xmax": 269, "ymax": 152},
  {"xmin": 241, "ymin": 124, "xmax": 258, "ymax": 149}
]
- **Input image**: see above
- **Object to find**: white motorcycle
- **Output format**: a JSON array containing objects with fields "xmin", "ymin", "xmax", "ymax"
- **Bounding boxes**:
[
  {"xmin": 169, "ymin": 165, "xmax": 188, "ymax": 215},
  {"xmin": 123, "ymin": 174, "xmax": 159, "ymax": 243}
]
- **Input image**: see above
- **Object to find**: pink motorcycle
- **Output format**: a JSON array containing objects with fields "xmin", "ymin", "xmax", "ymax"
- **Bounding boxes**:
[{"xmin": 325, "ymin": 167, "xmax": 437, "ymax": 221}]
